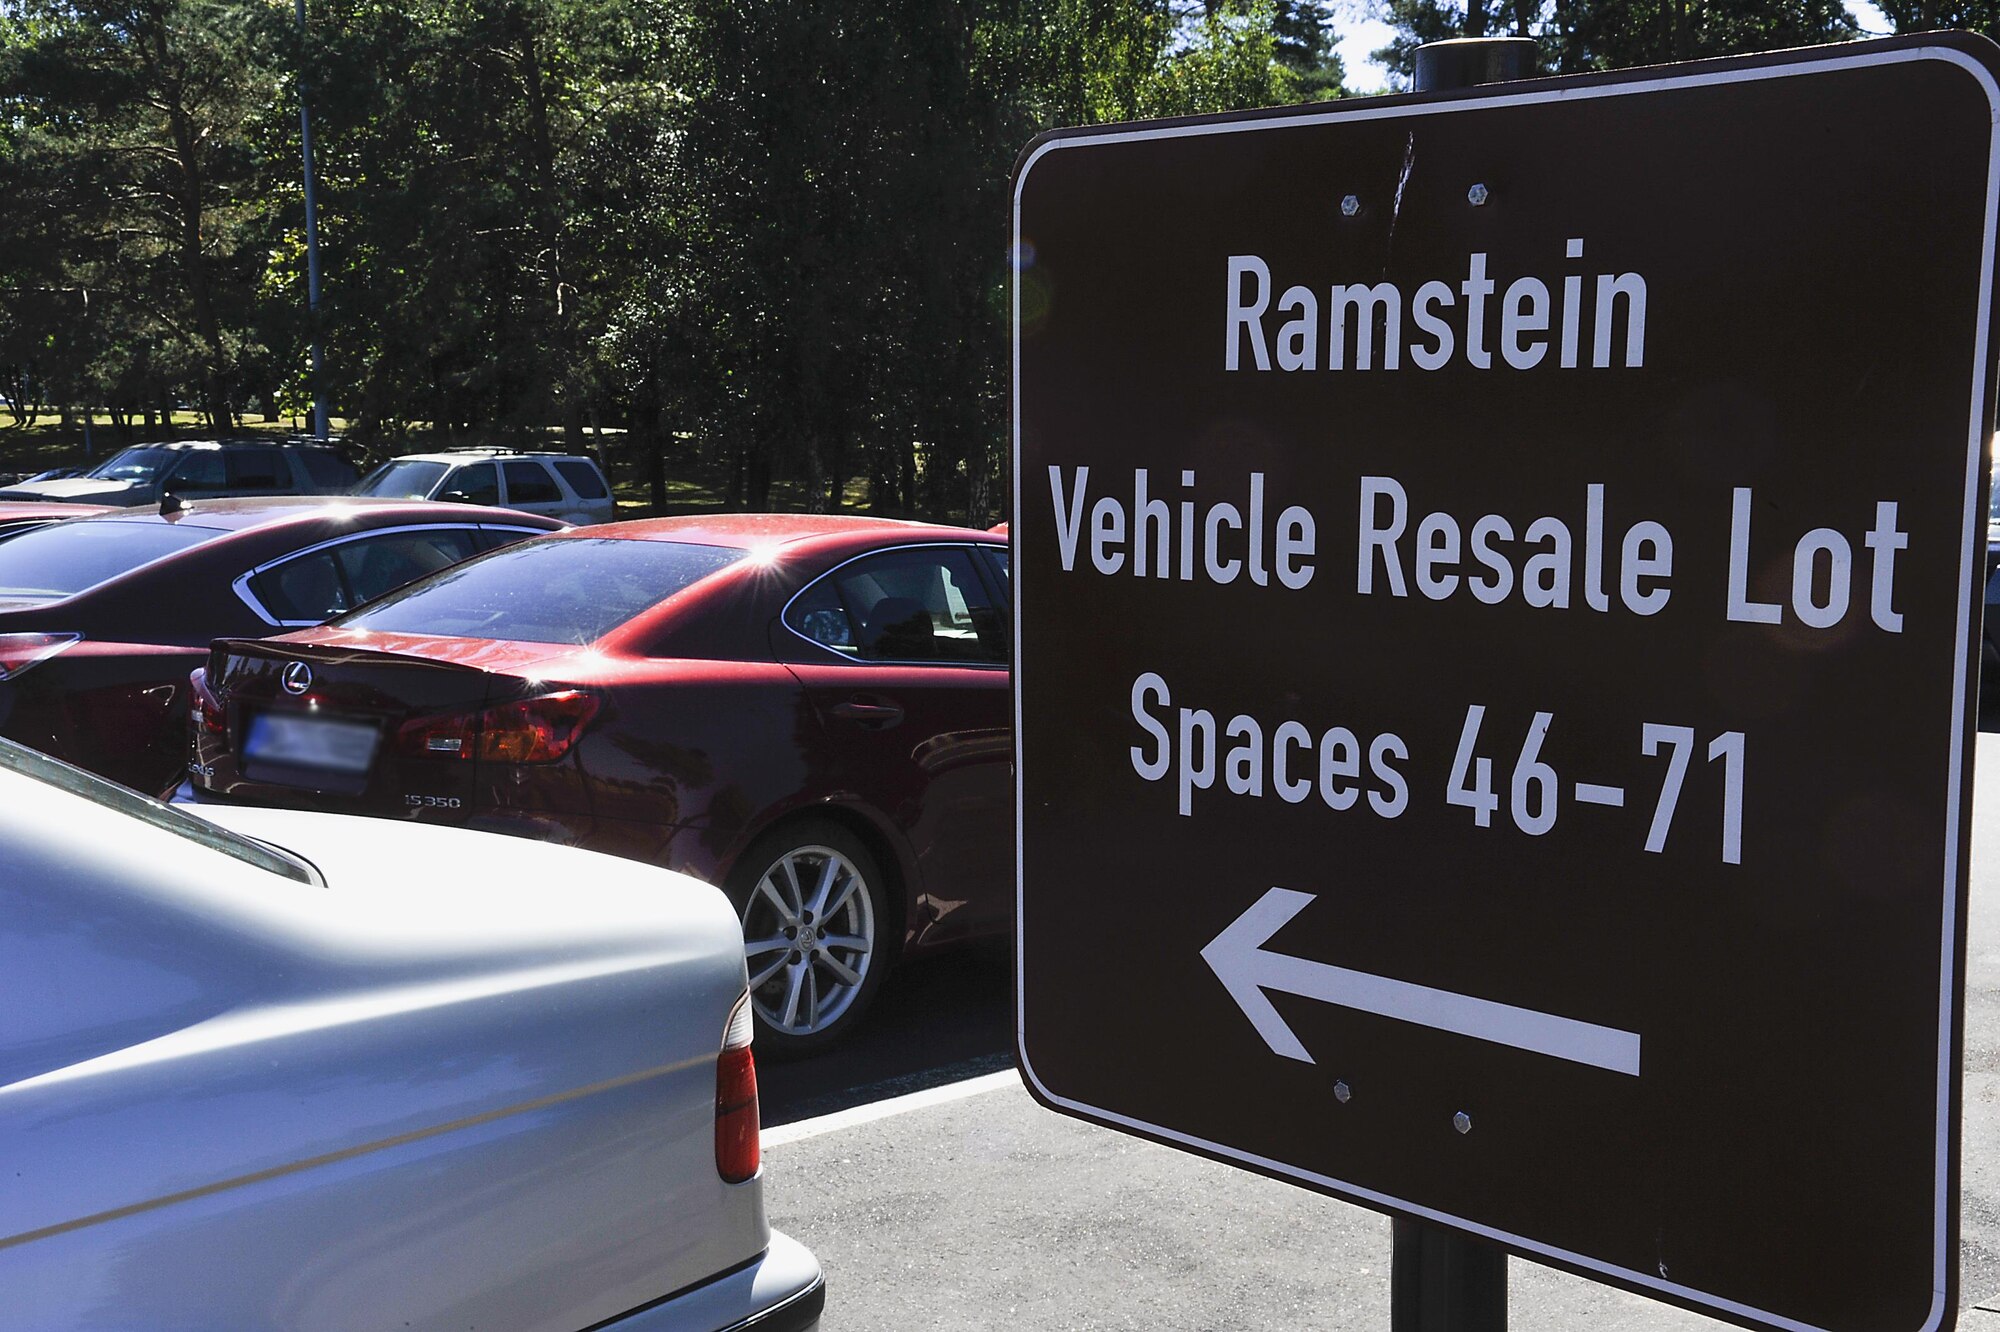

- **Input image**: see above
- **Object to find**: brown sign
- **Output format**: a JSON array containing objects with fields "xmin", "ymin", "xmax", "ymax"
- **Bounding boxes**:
[{"xmin": 1013, "ymin": 35, "xmax": 1999, "ymax": 1332}]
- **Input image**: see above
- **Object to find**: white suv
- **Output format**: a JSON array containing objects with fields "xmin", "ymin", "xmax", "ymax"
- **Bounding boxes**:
[{"xmin": 355, "ymin": 449, "xmax": 618, "ymax": 525}]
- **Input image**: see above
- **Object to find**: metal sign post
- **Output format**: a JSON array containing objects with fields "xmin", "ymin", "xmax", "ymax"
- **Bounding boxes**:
[
  {"xmin": 1389, "ymin": 38, "xmax": 1535, "ymax": 1332},
  {"xmin": 1012, "ymin": 33, "xmax": 1999, "ymax": 1332}
]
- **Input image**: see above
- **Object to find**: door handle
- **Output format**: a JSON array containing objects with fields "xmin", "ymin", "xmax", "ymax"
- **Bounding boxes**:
[{"xmin": 831, "ymin": 697, "xmax": 904, "ymax": 728}]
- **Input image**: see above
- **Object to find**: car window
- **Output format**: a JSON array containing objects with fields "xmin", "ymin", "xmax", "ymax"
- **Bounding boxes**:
[
  {"xmin": 553, "ymin": 459, "xmax": 609, "ymax": 500},
  {"xmin": 979, "ymin": 546, "xmax": 1010, "ymax": 599},
  {"xmin": 226, "ymin": 448, "xmax": 287, "ymax": 490},
  {"xmin": 168, "ymin": 450, "xmax": 227, "ymax": 491},
  {"xmin": 502, "ymin": 461, "xmax": 561, "ymax": 504},
  {"xmin": 298, "ymin": 449, "xmax": 359, "ymax": 490},
  {"xmin": 336, "ymin": 528, "xmax": 481, "ymax": 605},
  {"xmin": 84, "ymin": 446, "xmax": 176, "ymax": 483},
  {"xmin": 445, "ymin": 462, "xmax": 499, "ymax": 506},
  {"xmin": 354, "ymin": 459, "xmax": 449, "ymax": 499},
  {"xmin": 336, "ymin": 536, "xmax": 744, "ymax": 644},
  {"xmin": 787, "ymin": 579, "xmax": 856, "ymax": 653},
  {"xmin": 250, "ymin": 552, "xmax": 346, "ymax": 622},
  {"xmin": 786, "ymin": 546, "xmax": 1004, "ymax": 665},
  {"xmin": 250, "ymin": 528, "xmax": 484, "ymax": 622},
  {"xmin": 0, "ymin": 519, "xmax": 222, "ymax": 600}
]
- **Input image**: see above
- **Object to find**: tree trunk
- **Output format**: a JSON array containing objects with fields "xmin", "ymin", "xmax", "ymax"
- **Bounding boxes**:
[
  {"xmin": 152, "ymin": 23, "xmax": 234, "ymax": 433},
  {"xmin": 820, "ymin": 433, "xmax": 845, "ymax": 513},
  {"xmin": 967, "ymin": 439, "xmax": 990, "ymax": 526},
  {"xmin": 519, "ymin": 22, "xmax": 580, "ymax": 447},
  {"xmin": 800, "ymin": 435, "xmax": 827, "ymax": 514}
]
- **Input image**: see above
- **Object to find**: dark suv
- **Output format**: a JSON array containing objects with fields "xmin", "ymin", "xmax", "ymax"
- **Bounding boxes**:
[{"xmin": 0, "ymin": 439, "xmax": 358, "ymax": 507}]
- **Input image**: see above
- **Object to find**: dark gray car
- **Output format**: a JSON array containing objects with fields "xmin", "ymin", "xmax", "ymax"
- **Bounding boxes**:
[{"xmin": 0, "ymin": 439, "xmax": 358, "ymax": 507}]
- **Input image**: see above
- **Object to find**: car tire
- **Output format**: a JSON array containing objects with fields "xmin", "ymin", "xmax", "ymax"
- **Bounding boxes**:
[{"xmin": 727, "ymin": 818, "xmax": 893, "ymax": 1057}]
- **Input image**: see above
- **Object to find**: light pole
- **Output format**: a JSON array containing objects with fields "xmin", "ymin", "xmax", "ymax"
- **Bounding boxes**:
[
  {"xmin": 78, "ymin": 287, "xmax": 92, "ymax": 459},
  {"xmin": 296, "ymin": 0, "xmax": 328, "ymax": 440}
]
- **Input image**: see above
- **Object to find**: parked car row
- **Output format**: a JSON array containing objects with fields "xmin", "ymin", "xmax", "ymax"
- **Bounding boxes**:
[
  {"xmin": 0, "ymin": 498, "xmax": 561, "ymax": 792},
  {"xmin": 0, "ymin": 477, "xmax": 1013, "ymax": 1056},
  {"xmin": 0, "ymin": 438, "xmax": 360, "ymax": 507},
  {"xmin": 180, "ymin": 512, "xmax": 1014, "ymax": 1052},
  {"xmin": 0, "ymin": 437, "xmax": 618, "ymax": 526},
  {"xmin": 3, "ymin": 472, "xmax": 1010, "ymax": 1325}
]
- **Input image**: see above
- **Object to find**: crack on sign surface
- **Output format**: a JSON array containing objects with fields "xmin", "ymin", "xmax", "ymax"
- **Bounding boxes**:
[{"xmin": 1384, "ymin": 130, "xmax": 1417, "ymax": 272}]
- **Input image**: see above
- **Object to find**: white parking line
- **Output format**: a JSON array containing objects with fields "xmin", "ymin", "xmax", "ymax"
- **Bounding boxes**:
[{"xmin": 762, "ymin": 1068, "xmax": 1021, "ymax": 1146}]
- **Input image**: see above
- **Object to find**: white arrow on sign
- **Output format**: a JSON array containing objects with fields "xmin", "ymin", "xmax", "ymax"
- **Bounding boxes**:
[{"xmin": 1201, "ymin": 887, "xmax": 1642, "ymax": 1076}]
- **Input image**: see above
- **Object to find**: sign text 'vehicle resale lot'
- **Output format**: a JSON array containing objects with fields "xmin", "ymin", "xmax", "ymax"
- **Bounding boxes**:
[{"xmin": 1013, "ymin": 36, "xmax": 2000, "ymax": 1332}]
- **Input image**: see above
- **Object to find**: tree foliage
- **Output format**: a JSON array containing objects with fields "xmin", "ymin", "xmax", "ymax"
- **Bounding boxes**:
[
  {"xmin": 1, "ymin": 0, "xmax": 287, "ymax": 431},
  {"xmin": 1875, "ymin": 0, "xmax": 2000, "ymax": 44},
  {"xmin": 5, "ymin": 1, "xmax": 1343, "ymax": 518},
  {"xmin": 1370, "ymin": 0, "xmax": 1857, "ymax": 85}
]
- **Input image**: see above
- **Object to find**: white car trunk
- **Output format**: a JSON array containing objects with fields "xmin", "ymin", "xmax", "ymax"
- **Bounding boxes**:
[{"xmin": 0, "ymin": 780, "xmax": 767, "ymax": 1331}]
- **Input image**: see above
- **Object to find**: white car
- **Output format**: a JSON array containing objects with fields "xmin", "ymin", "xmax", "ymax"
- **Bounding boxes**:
[
  {"xmin": 354, "ymin": 449, "xmax": 618, "ymax": 525},
  {"xmin": 0, "ymin": 738, "xmax": 823, "ymax": 1331}
]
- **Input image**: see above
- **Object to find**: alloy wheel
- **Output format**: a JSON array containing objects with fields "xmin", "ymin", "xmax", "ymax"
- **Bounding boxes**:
[{"xmin": 739, "ymin": 843, "xmax": 878, "ymax": 1038}]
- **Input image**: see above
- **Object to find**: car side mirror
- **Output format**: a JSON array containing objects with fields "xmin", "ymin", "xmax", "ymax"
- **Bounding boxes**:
[{"xmin": 440, "ymin": 489, "xmax": 475, "ymax": 504}]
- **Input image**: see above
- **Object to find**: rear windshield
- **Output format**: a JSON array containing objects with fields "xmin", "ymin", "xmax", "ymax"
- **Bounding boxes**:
[
  {"xmin": 353, "ymin": 459, "xmax": 448, "ymax": 499},
  {"xmin": 0, "ymin": 519, "xmax": 221, "ymax": 599},
  {"xmin": 336, "ymin": 537, "xmax": 744, "ymax": 643}
]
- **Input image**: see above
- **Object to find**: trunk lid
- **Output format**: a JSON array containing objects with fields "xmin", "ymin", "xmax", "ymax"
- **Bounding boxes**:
[{"xmin": 198, "ymin": 632, "xmax": 578, "ymax": 823}]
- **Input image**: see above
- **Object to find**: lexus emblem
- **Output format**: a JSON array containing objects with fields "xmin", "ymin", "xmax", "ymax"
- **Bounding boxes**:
[{"xmin": 280, "ymin": 661, "xmax": 313, "ymax": 695}]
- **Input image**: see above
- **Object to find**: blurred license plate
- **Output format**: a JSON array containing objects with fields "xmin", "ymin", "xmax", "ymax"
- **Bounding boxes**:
[{"xmin": 245, "ymin": 712, "xmax": 379, "ymax": 775}]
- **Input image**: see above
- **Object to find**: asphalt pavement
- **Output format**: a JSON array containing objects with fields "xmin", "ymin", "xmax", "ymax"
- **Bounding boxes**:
[
  {"xmin": 756, "ymin": 721, "xmax": 2000, "ymax": 1331},
  {"xmin": 759, "ymin": 943, "xmax": 1013, "ymax": 1128}
]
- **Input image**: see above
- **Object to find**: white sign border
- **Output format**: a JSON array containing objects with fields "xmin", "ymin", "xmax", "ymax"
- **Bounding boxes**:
[{"xmin": 1010, "ymin": 41, "xmax": 2000, "ymax": 1332}]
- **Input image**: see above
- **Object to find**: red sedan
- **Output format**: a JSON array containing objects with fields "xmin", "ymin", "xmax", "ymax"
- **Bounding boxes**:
[
  {"xmin": 185, "ymin": 514, "xmax": 1012, "ymax": 1052},
  {"xmin": 0, "ymin": 498, "xmax": 562, "ymax": 792}
]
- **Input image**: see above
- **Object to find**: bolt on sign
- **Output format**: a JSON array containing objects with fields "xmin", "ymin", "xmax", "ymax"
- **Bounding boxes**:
[{"xmin": 1012, "ymin": 35, "xmax": 2000, "ymax": 1332}]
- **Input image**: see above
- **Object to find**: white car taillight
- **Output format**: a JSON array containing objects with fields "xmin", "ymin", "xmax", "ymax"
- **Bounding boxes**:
[
  {"xmin": 0, "ymin": 632, "xmax": 80, "ymax": 681},
  {"xmin": 714, "ymin": 991, "xmax": 760, "ymax": 1184}
]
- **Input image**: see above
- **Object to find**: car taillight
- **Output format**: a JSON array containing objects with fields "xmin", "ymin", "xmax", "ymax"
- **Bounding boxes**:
[
  {"xmin": 398, "ymin": 709, "xmax": 477, "ymax": 758},
  {"xmin": 188, "ymin": 666, "xmax": 226, "ymax": 734},
  {"xmin": 715, "ymin": 992, "xmax": 760, "ymax": 1184},
  {"xmin": 0, "ymin": 632, "xmax": 80, "ymax": 681},
  {"xmin": 395, "ymin": 690, "xmax": 599, "ymax": 763},
  {"xmin": 480, "ymin": 690, "xmax": 600, "ymax": 762}
]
